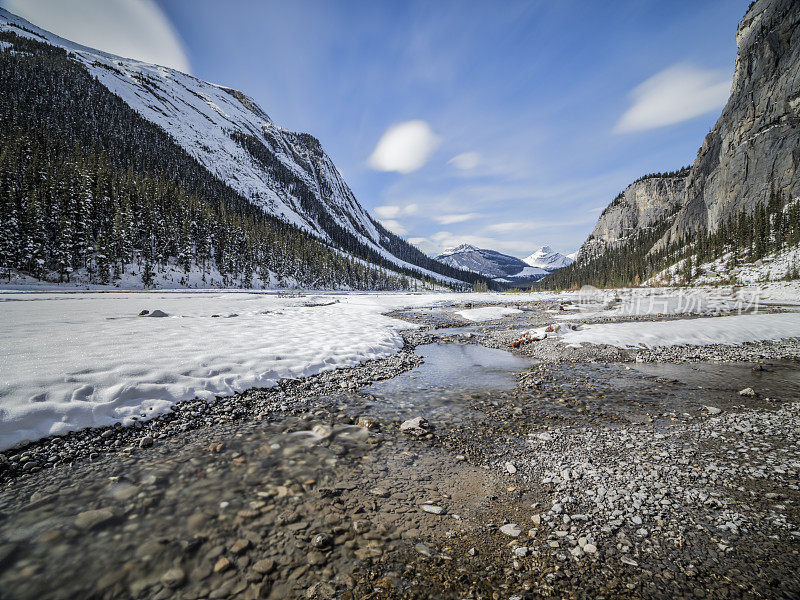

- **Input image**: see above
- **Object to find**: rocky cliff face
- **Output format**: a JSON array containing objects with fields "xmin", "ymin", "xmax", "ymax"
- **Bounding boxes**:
[
  {"xmin": 577, "ymin": 175, "xmax": 687, "ymax": 260},
  {"xmin": 579, "ymin": 0, "xmax": 799, "ymax": 261},
  {"xmin": 660, "ymin": 0, "xmax": 800, "ymax": 248}
]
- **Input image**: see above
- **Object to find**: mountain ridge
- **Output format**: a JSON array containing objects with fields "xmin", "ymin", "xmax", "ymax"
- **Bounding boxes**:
[{"xmin": 0, "ymin": 8, "xmax": 484, "ymax": 289}]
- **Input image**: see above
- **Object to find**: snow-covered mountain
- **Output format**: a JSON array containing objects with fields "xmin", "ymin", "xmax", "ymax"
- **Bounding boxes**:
[
  {"xmin": 522, "ymin": 246, "xmax": 574, "ymax": 271},
  {"xmin": 0, "ymin": 8, "xmax": 477, "ymax": 287},
  {"xmin": 436, "ymin": 244, "xmax": 549, "ymax": 282}
]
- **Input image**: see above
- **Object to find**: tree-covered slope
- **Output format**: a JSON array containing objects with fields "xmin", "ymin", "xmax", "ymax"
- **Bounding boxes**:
[{"xmin": 0, "ymin": 13, "xmax": 484, "ymax": 289}]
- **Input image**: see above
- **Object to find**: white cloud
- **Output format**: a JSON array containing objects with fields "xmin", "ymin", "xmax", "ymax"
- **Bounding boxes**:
[
  {"xmin": 434, "ymin": 213, "xmax": 480, "ymax": 225},
  {"xmin": 368, "ymin": 120, "xmax": 441, "ymax": 173},
  {"xmin": 614, "ymin": 64, "xmax": 730, "ymax": 133},
  {"xmin": 373, "ymin": 204, "xmax": 418, "ymax": 219},
  {"xmin": 412, "ymin": 231, "xmax": 532, "ymax": 257},
  {"xmin": 487, "ymin": 216, "xmax": 597, "ymax": 233},
  {"xmin": 448, "ymin": 151, "xmax": 481, "ymax": 170},
  {"xmin": 378, "ymin": 219, "xmax": 408, "ymax": 235},
  {"xmin": 0, "ymin": 0, "xmax": 191, "ymax": 72}
]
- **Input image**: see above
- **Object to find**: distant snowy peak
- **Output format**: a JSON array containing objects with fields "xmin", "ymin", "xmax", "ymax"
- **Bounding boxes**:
[
  {"xmin": 523, "ymin": 246, "xmax": 574, "ymax": 271},
  {"xmin": 440, "ymin": 243, "xmax": 481, "ymax": 256},
  {"xmin": 434, "ymin": 244, "xmax": 548, "ymax": 281}
]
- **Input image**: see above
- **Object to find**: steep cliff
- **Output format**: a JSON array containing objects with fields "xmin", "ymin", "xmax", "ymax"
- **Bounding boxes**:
[
  {"xmin": 660, "ymin": 0, "xmax": 800, "ymax": 248},
  {"xmin": 562, "ymin": 0, "xmax": 800, "ymax": 288},
  {"xmin": 577, "ymin": 174, "xmax": 687, "ymax": 260}
]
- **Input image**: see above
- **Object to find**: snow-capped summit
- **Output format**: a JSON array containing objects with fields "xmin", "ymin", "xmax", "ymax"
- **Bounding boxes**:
[
  {"xmin": 523, "ymin": 246, "xmax": 575, "ymax": 271},
  {"xmin": 440, "ymin": 243, "xmax": 481, "ymax": 257},
  {"xmin": 434, "ymin": 244, "xmax": 548, "ymax": 281}
]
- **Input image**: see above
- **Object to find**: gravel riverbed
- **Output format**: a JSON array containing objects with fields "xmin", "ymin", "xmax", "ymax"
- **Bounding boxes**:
[{"xmin": 0, "ymin": 302, "xmax": 798, "ymax": 599}]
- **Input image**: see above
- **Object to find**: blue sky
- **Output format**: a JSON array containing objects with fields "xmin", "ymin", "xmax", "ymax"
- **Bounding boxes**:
[{"xmin": 2, "ymin": 0, "xmax": 750, "ymax": 257}]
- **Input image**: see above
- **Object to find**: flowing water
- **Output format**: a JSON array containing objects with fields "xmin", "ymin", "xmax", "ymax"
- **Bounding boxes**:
[
  {"xmin": 632, "ymin": 360, "xmax": 800, "ymax": 401},
  {"xmin": 362, "ymin": 342, "xmax": 532, "ymax": 423}
]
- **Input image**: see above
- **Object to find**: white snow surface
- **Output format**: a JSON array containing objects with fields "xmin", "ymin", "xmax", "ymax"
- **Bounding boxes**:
[
  {"xmin": 554, "ymin": 286, "xmax": 765, "ymax": 320},
  {"xmin": 559, "ymin": 312, "xmax": 800, "ymax": 349},
  {"xmin": 455, "ymin": 306, "xmax": 523, "ymax": 322},
  {"xmin": 507, "ymin": 266, "xmax": 549, "ymax": 279}
]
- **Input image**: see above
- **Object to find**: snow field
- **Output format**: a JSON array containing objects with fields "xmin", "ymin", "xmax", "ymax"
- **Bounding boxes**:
[{"xmin": 558, "ymin": 312, "xmax": 800, "ymax": 349}]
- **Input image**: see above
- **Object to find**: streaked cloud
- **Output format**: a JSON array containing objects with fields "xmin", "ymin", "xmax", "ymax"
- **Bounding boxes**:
[
  {"xmin": 378, "ymin": 219, "xmax": 408, "ymax": 235},
  {"xmin": 373, "ymin": 204, "xmax": 418, "ymax": 219},
  {"xmin": 0, "ymin": 0, "xmax": 191, "ymax": 72},
  {"xmin": 614, "ymin": 63, "xmax": 730, "ymax": 133},
  {"xmin": 434, "ymin": 213, "xmax": 481, "ymax": 225},
  {"xmin": 368, "ymin": 120, "xmax": 440, "ymax": 173},
  {"xmin": 448, "ymin": 151, "xmax": 481, "ymax": 170},
  {"xmin": 411, "ymin": 231, "xmax": 533, "ymax": 257},
  {"xmin": 487, "ymin": 216, "xmax": 598, "ymax": 233}
]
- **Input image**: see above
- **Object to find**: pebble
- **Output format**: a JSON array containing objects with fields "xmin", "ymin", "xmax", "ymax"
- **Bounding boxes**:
[
  {"xmin": 160, "ymin": 567, "xmax": 185, "ymax": 589},
  {"xmin": 74, "ymin": 508, "xmax": 115, "ymax": 530},
  {"xmin": 500, "ymin": 523, "xmax": 522, "ymax": 537},
  {"xmin": 252, "ymin": 558, "xmax": 275, "ymax": 575},
  {"xmin": 213, "ymin": 557, "xmax": 231, "ymax": 573},
  {"xmin": 421, "ymin": 505, "xmax": 445, "ymax": 515},
  {"xmin": 400, "ymin": 416, "xmax": 431, "ymax": 437}
]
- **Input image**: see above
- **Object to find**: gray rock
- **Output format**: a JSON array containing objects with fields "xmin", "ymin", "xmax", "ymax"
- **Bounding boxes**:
[
  {"xmin": 160, "ymin": 567, "xmax": 185, "ymax": 589},
  {"xmin": 399, "ymin": 416, "xmax": 431, "ymax": 437},
  {"xmin": 74, "ymin": 508, "xmax": 116, "ymax": 530},
  {"xmin": 421, "ymin": 505, "xmax": 445, "ymax": 515},
  {"xmin": 500, "ymin": 523, "xmax": 522, "ymax": 537}
]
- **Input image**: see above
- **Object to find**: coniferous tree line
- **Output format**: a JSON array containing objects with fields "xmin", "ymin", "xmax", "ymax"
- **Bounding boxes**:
[
  {"xmin": 540, "ymin": 188, "xmax": 800, "ymax": 289},
  {"xmin": 631, "ymin": 167, "xmax": 691, "ymax": 185},
  {"xmin": 0, "ymin": 29, "xmax": 486, "ymax": 290}
]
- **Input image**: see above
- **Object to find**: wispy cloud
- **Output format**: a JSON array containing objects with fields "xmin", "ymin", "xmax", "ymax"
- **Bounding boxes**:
[
  {"xmin": 448, "ymin": 151, "xmax": 481, "ymax": 170},
  {"xmin": 373, "ymin": 203, "xmax": 418, "ymax": 219},
  {"xmin": 487, "ymin": 216, "xmax": 598, "ymax": 233},
  {"xmin": 378, "ymin": 219, "xmax": 408, "ymax": 235},
  {"xmin": 614, "ymin": 63, "xmax": 730, "ymax": 133},
  {"xmin": 434, "ymin": 213, "xmax": 480, "ymax": 225},
  {"xmin": 368, "ymin": 120, "xmax": 441, "ymax": 173},
  {"xmin": 409, "ymin": 231, "xmax": 534, "ymax": 257},
  {"xmin": 1, "ymin": 0, "xmax": 191, "ymax": 72}
]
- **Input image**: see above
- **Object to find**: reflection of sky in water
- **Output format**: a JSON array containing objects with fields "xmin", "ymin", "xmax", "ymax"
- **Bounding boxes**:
[
  {"xmin": 363, "ymin": 343, "xmax": 532, "ymax": 421},
  {"xmin": 633, "ymin": 361, "xmax": 800, "ymax": 399}
]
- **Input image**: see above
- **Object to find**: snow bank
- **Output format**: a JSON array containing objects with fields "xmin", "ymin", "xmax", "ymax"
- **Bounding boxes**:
[
  {"xmin": 0, "ymin": 291, "xmax": 545, "ymax": 449},
  {"xmin": 0, "ymin": 292, "xmax": 416, "ymax": 449},
  {"xmin": 455, "ymin": 306, "xmax": 523, "ymax": 322},
  {"xmin": 559, "ymin": 312, "xmax": 800, "ymax": 349}
]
